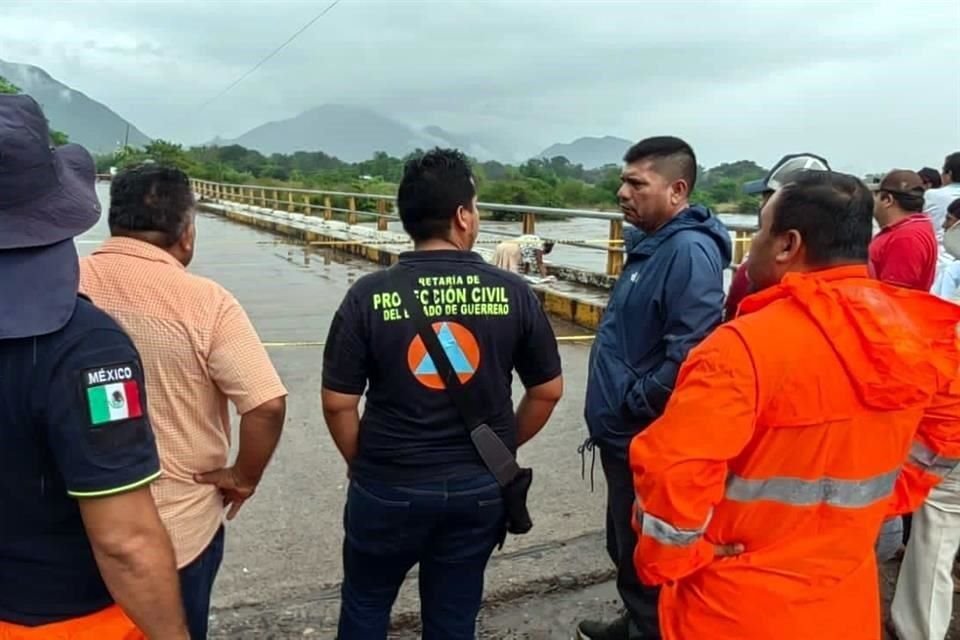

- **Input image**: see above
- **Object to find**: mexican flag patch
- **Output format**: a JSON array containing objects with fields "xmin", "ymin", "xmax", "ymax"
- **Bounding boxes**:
[{"xmin": 84, "ymin": 364, "xmax": 143, "ymax": 426}]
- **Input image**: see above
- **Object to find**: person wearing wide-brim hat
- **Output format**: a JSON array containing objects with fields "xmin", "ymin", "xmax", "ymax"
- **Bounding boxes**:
[{"xmin": 0, "ymin": 94, "xmax": 189, "ymax": 639}]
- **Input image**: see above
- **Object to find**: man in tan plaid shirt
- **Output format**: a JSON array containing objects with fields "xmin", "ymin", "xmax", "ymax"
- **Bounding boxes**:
[{"xmin": 80, "ymin": 164, "xmax": 287, "ymax": 640}]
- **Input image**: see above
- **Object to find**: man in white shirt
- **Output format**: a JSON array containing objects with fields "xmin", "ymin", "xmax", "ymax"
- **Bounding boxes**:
[
  {"xmin": 927, "ymin": 152, "xmax": 960, "ymax": 298},
  {"xmin": 893, "ymin": 155, "xmax": 960, "ymax": 639}
]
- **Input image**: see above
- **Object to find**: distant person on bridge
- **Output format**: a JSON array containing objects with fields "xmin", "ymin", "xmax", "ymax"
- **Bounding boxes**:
[
  {"xmin": 928, "ymin": 153, "xmax": 960, "ymax": 300},
  {"xmin": 578, "ymin": 136, "xmax": 731, "ymax": 640},
  {"xmin": 724, "ymin": 153, "xmax": 831, "ymax": 321},
  {"xmin": 629, "ymin": 170, "xmax": 960, "ymax": 640},
  {"xmin": 0, "ymin": 95, "xmax": 188, "ymax": 639},
  {"xmin": 80, "ymin": 164, "xmax": 288, "ymax": 640},
  {"xmin": 919, "ymin": 167, "xmax": 943, "ymax": 191},
  {"xmin": 493, "ymin": 233, "xmax": 555, "ymax": 278},
  {"xmin": 322, "ymin": 148, "xmax": 563, "ymax": 640}
]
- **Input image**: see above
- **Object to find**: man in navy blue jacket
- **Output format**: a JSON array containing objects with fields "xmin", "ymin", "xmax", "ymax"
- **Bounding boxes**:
[{"xmin": 578, "ymin": 137, "xmax": 731, "ymax": 640}]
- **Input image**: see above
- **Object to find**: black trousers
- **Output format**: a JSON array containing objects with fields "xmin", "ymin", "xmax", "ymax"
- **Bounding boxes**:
[{"xmin": 601, "ymin": 448, "xmax": 662, "ymax": 639}]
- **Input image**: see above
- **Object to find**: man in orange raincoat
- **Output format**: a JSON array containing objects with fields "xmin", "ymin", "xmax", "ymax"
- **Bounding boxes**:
[{"xmin": 629, "ymin": 170, "xmax": 960, "ymax": 640}]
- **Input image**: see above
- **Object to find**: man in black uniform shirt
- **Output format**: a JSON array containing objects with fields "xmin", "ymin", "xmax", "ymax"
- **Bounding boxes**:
[
  {"xmin": 322, "ymin": 148, "xmax": 564, "ymax": 640},
  {"xmin": 0, "ymin": 95, "xmax": 188, "ymax": 639}
]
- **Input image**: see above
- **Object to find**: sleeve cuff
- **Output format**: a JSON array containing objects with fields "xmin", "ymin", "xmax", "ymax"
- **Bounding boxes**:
[
  {"xmin": 234, "ymin": 381, "xmax": 289, "ymax": 415},
  {"xmin": 519, "ymin": 366, "xmax": 562, "ymax": 390},
  {"xmin": 68, "ymin": 469, "xmax": 162, "ymax": 499},
  {"xmin": 322, "ymin": 378, "xmax": 367, "ymax": 396}
]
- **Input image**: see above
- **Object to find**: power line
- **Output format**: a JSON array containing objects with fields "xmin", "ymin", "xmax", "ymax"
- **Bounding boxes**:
[{"xmin": 198, "ymin": 0, "xmax": 343, "ymax": 110}]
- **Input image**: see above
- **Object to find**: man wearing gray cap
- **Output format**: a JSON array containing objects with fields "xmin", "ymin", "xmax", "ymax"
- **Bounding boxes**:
[
  {"xmin": 0, "ymin": 94, "xmax": 187, "ymax": 638},
  {"xmin": 725, "ymin": 153, "xmax": 831, "ymax": 321}
]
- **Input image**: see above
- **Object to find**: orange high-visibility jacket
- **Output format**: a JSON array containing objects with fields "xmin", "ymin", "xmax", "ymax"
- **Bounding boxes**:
[{"xmin": 630, "ymin": 266, "xmax": 960, "ymax": 640}]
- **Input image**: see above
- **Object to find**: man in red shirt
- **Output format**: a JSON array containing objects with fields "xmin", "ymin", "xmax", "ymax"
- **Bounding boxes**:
[{"xmin": 869, "ymin": 170, "xmax": 936, "ymax": 291}]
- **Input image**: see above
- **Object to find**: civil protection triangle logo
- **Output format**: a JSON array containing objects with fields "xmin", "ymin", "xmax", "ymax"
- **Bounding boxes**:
[{"xmin": 406, "ymin": 321, "xmax": 481, "ymax": 390}]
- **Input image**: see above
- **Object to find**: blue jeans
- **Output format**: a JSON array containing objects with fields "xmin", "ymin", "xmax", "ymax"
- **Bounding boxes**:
[
  {"xmin": 337, "ymin": 473, "xmax": 505, "ymax": 640},
  {"xmin": 179, "ymin": 526, "xmax": 225, "ymax": 640},
  {"xmin": 876, "ymin": 516, "xmax": 904, "ymax": 563}
]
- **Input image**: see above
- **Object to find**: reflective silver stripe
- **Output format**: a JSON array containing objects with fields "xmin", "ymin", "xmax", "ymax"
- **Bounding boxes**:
[
  {"xmin": 725, "ymin": 469, "xmax": 898, "ymax": 509},
  {"xmin": 640, "ymin": 510, "xmax": 711, "ymax": 547},
  {"xmin": 908, "ymin": 441, "xmax": 960, "ymax": 478}
]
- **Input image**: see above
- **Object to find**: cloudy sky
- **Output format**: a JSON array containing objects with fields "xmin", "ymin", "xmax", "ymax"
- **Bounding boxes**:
[{"xmin": 2, "ymin": 0, "xmax": 958, "ymax": 172}]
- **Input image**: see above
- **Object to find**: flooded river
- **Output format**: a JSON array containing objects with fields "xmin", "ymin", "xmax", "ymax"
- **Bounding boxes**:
[{"xmin": 368, "ymin": 212, "xmax": 756, "ymax": 273}]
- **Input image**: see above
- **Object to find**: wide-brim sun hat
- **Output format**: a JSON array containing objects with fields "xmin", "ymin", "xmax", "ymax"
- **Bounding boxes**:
[
  {"xmin": 0, "ymin": 93, "xmax": 101, "ymax": 249},
  {"xmin": 0, "ymin": 94, "xmax": 98, "ymax": 338},
  {"xmin": 0, "ymin": 239, "xmax": 80, "ymax": 339}
]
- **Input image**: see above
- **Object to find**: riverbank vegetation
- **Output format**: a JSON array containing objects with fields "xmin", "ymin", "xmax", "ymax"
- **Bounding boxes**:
[{"xmin": 95, "ymin": 141, "xmax": 766, "ymax": 215}]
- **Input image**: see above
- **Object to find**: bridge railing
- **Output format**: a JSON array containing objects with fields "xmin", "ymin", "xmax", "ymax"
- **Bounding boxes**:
[{"xmin": 190, "ymin": 178, "xmax": 756, "ymax": 276}]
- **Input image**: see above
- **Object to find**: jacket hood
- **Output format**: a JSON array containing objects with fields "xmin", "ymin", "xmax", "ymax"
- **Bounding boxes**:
[
  {"xmin": 625, "ymin": 205, "xmax": 732, "ymax": 265},
  {"xmin": 741, "ymin": 265, "xmax": 960, "ymax": 410}
]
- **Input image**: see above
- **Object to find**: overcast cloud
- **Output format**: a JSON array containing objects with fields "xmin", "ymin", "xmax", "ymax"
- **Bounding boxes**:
[{"xmin": 2, "ymin": 0, "xmax": 958, "ymax": 172}]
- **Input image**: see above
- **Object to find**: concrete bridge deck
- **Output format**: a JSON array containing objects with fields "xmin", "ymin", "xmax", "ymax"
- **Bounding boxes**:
[{"xmin": 80, "ymin": 185, "xmax": 615, "ymax": 638}]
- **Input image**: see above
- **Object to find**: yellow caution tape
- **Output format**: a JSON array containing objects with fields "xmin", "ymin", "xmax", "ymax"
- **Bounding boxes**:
[{"xmin": 263, "ymin": 334, "xmax": 595, "ymax": 348}]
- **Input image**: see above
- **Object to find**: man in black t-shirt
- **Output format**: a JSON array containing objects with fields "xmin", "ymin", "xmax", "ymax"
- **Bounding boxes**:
[
  {"xmin": 323, "ymin": 148, "xmax": 564, "ymax": 640},
  {"xmin": 0, "ymin": 95, "xmax": 188, "ymax": 638}
]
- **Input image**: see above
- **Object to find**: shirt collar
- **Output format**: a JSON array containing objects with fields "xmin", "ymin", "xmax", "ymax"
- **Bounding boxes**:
[
  {"xmin": 784, "ymin": 264, "xmax": 870, "ymax": 283},
  {"xmin": 398, "ymin": 250, "xmax": 486, "ymax": 264},
  {"xmin": 91, "ymin": 237, "xmax": 185, "ymax": 270},
  {"xmin": 739, "ymin": 264, "xmax": 869, "ymax": 315},
  {"xmin": 880, "ymin": 213, "xmax": 930, "ymax": 233}
]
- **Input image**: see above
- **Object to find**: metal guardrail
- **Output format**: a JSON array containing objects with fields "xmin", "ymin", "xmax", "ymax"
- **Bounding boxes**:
[{"xmin": 190, "ymin": 178, "xmax": 756, "ymax": 276}]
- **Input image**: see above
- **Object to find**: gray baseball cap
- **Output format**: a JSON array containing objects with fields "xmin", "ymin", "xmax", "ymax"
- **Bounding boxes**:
[{"xmin": 744, "ymin": 153, "xmax": 832, "ymax": 195}]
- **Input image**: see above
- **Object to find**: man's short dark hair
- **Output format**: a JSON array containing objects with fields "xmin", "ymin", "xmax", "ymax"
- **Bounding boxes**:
[
  {"xmin": 944, "ymin": 152, "xmax": 960, "ymax": 181},
  {"xmin": 397, "ymin": 148, "xmax": 476, "ymax": 242},
  {"xmin": 919, "ymin": 167, "xmax": 943, "ymax": 189},
  {"xmin": 772, "ymin": 171, "xmax": 873, "ymax": 265},
  {"xmin": 623, "ymin": 136, "xmax": 697, "ymax": 192},
  {"xmin": 109, "ymin": 164, "xmax": 195, "ymax": 247}
]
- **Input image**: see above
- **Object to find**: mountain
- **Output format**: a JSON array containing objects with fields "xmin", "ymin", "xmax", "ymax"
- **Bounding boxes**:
[
  {"xmin": 217, "ymin": 105, "xmax": 503, "ymax": 162},
  {"xmin": 0, "ymin": 59, "xmax": 151, "ymax": 153},
  {"xmin": 220, "ymin": 105, "xmax": 444, "ymax": 162},
  {"xmin": 538, "ymin": 136, "xmax": 633, "ymax": 169}
]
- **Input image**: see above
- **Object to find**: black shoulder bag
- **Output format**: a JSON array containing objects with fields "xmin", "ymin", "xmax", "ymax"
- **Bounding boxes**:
[{"xmin": 389, "ymin": 266, "xmax": 533, "ymax": 535}]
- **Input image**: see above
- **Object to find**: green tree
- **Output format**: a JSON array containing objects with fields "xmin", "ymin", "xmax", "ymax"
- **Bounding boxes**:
[
  {"xmin": 144, "ymin": 140, "xmax": 186, "ymax": 165},
  {"xmin": 479, "ymin": 160, "xmax": 510, "ymax": 181},
  {"xmin": 95, "ymin": 141, "xmax": 770, "ymax": 213},
  {"xmin": 593, "ymin": 167, "xmax": 621, "ymax": 205},
  {"xmin": 0, "ymin": 74, "xmax": 70, "ymax": 145},
  {"xmin": 49, "ymin": 130, "xmax": 70, "ymax": 146},
  {"xmin": 700, "ymin": 160, "xmax": 766, "ymax": 189},
  {"xmin": 557, "ymin": 179, "xmax": 589, "ymax": 207},
  {"xmin": 690, "ymin": 188, "xmax": 717, "ymax": 209},
  {"xmin": 706, "ymin": 178, "xmax": 739, "ymax": 204},
  {"xmin": 0, "ymin": 76, "xmax": 21, "ymax": 95}
]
